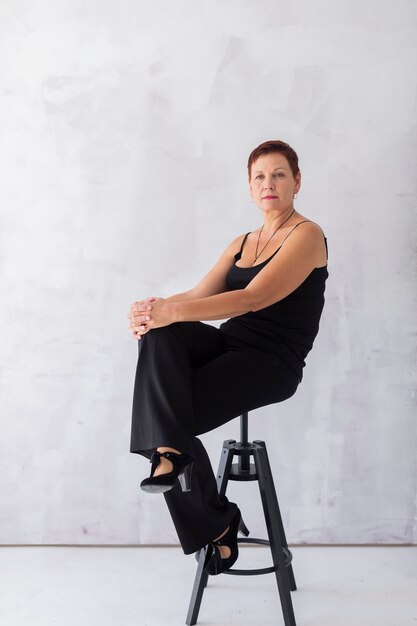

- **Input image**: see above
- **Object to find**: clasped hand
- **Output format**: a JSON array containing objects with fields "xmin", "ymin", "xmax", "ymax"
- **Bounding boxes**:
[{"xmin": 128, "ymin": 296, "xmax": 175, "ymax": 340}]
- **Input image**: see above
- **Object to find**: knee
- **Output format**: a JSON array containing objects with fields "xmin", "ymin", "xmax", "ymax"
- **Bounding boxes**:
[{"xmin": 142, "ymin": 324, "xmax": 180, "ymax": 343}]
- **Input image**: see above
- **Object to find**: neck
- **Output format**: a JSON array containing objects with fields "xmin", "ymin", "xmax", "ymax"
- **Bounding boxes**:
[{"xmin": 261, "ymin": 205, "xmax": 295, "ymax": 234}]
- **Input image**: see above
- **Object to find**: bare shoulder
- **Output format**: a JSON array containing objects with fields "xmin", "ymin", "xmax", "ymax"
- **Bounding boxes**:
[
  {"xmin": 230, "ymin": 231, "xmax": 249, "ymax": 246},
  {"xmin": 294, "ymin": 215, "xmax": 325, "ymax": 235},
  {"xmin": 223, "ymin": 232, "xmax": 249, "ymax": 256},
  {"xmin": 284, "ymin": 217, "xmax": 327, "ymax": 267},
  {"xmin": 291, "ymin": 218, "xmax": 326, "ymax": 244}
]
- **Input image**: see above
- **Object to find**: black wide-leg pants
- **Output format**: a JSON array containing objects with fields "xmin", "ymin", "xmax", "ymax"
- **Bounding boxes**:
[{"xmin": 130, "ymin": 321, "xmax": 299, "ymax": 555}]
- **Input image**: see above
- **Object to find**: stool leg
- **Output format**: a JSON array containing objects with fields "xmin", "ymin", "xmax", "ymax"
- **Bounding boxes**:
[
  {"xmin": 253, "ymin": 440, "xmax": 296, "ymax": 591},
  {"xmin": 185, "ymin": 441, "xmax": 236, "ymax": 625},
  {"xmin": 253, "ymin": 442, "xmax": 297, "ymax": 626},
  {"xmin": 186, "ymin": 546, "xmax": 210, "ymax": 625},
  {"xmin": 215, "ymin": 439, "xmax": 236, "ymax": 494}
]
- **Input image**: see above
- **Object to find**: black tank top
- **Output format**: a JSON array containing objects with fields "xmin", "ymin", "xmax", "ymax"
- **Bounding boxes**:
[{"xmin": 219, "ymin": 221, "xmax": 329, "ymax": 382}]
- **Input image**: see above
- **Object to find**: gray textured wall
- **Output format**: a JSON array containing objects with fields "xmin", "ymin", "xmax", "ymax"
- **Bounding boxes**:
[{"xmin": 1, "ymin": 0, "xmax": 416, "ymax": 545}]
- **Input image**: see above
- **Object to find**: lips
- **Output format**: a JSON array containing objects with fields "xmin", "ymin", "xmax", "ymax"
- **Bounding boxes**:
[{"xmin": 262, "ymin": 195, "xmax": 278, "ymax": 199}]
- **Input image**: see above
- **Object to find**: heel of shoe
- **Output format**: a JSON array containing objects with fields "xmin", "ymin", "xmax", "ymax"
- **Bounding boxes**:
[
  {"xmin": 239, "ymin": 516, "xmax": 250, "ymax": 537},
  {"xmin": 178, "ymin": 461, "xmax": 194, "ymax": 492}
]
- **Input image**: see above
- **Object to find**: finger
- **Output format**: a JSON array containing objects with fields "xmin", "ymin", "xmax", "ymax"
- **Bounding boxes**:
[
  {"xmin": 131, "ymin": 303, "xmax": 153, "ymax": 313},
  {"xmin": 131, "ymin": 311, "xmax": 149, "ymax": 320},
  {"xmin": 133, "ymin": 296, "xmax": 157, "ymax": 306},
  {"xmin": 132, "ymin": 297, "xmax": 156, "ymax": 306},
  {"xmin": 129, "ymin": 316, "xmax": 150, "ymax": 328},
  {"xmin": 134, "ymin": 314, "xmax": 151, "ymax": 324}
]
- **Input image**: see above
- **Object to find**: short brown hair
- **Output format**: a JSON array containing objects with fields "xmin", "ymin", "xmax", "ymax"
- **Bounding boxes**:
[{"xmin": 247, "ymin": 140, "xmax": 300, "ymax": 179}]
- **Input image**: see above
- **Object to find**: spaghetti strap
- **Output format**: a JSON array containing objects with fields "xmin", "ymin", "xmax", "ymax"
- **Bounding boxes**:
[
  {"xmin": 280, "ymin": 220, "xmax": 328, "ymax": 261},
  {"xmin": 278, "ymin": 220, "xmax": 311, "ymax": 248},
  {"xmin": 235, "ymin": 232, "xmax": 251, "ymax": 260}
]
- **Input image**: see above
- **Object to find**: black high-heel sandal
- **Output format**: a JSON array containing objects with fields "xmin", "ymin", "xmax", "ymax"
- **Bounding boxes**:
[
  {"xmin": 205, "ymin": 507, "xmax": 249, "ymax": 575},
  {"xmin": 140, "ymin": 450, "xmax": 194, "ymax": 494}
]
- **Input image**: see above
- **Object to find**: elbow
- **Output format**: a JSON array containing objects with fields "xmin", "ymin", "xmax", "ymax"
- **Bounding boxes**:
[
  {"xmin": 243, "ymin": 289, "xmax": 263, "ymax": 313},
  {"xmin": 250, "ymin": 299, "xmax": 265, "ymax": 313}
]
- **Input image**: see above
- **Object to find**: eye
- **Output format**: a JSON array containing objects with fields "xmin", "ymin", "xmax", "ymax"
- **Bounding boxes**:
[{"xmin": 255, "ymin": 175, "xmax": 263, "ymax": 179}]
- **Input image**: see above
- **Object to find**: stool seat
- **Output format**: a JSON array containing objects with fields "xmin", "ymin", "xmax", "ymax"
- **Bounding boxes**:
[{"xmin": 186, "ymin": 413, "xmax": 297, "ymax": 626}]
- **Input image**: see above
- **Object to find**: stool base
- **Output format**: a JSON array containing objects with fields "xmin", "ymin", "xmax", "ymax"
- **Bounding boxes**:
[{"xmin": 186, "ymin": 433, "xmax": 297, "ymax": 626}]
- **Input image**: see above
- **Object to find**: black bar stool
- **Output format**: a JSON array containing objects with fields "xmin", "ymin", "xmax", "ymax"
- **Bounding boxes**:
[{"xmin": 186, "ymin": 412, "xmax": 297, "ymax": 626}]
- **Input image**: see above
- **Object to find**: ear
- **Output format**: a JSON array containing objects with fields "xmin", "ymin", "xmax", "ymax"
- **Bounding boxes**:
[{"xmin": 294, "ymin": 170, "xmax": 301, "ymax": 194}]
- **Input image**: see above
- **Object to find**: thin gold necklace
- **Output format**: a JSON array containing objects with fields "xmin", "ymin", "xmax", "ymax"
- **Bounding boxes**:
[{"xmin": 254, "ymin": 208, "xmax": 295, "ymax": 263}]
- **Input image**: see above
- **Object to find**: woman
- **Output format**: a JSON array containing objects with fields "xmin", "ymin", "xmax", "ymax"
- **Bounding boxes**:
[{"xmin": 127, "ymin": 140, "xmax": 328, "ymax": 575}]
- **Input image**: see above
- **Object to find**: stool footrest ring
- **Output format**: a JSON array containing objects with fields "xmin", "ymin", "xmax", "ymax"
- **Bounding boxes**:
[
  {"xmin": 224, "ymin": 565, "xmax": 277, "ymax": 576},
  {"xmin": 220, "ymin": 537, "xmax": 293, "ymax": 576}
]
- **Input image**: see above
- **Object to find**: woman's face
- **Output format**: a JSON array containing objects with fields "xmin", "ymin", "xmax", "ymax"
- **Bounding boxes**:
[{"xmin": 249, "ymin": 152, "xmax": 301, "ymax": 211}]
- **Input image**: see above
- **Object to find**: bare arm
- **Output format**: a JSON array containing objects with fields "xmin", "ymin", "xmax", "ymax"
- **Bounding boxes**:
[
  {"xmin": 168, "ymin": 289, "xmax": 251, "ymax": 321},
  {"xmin": 168, "ymin": 222, "xmax": 326, "ymax": 320},
  {"xmin": 130, "ymin": 223, "xmax": 325, "ymax": 336},
  {"xmin": 128, "ymin": 233, "xmax": 246, "ymax": 337},
  {"xmin": 164, "ymin": 290, "xmax": 196, "ymax": 303}
]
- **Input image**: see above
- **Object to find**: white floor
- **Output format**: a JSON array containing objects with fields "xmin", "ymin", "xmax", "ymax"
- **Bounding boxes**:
[{"xmin": 0, "ymin": 546, "xmax": 416, "ymax": 626}]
